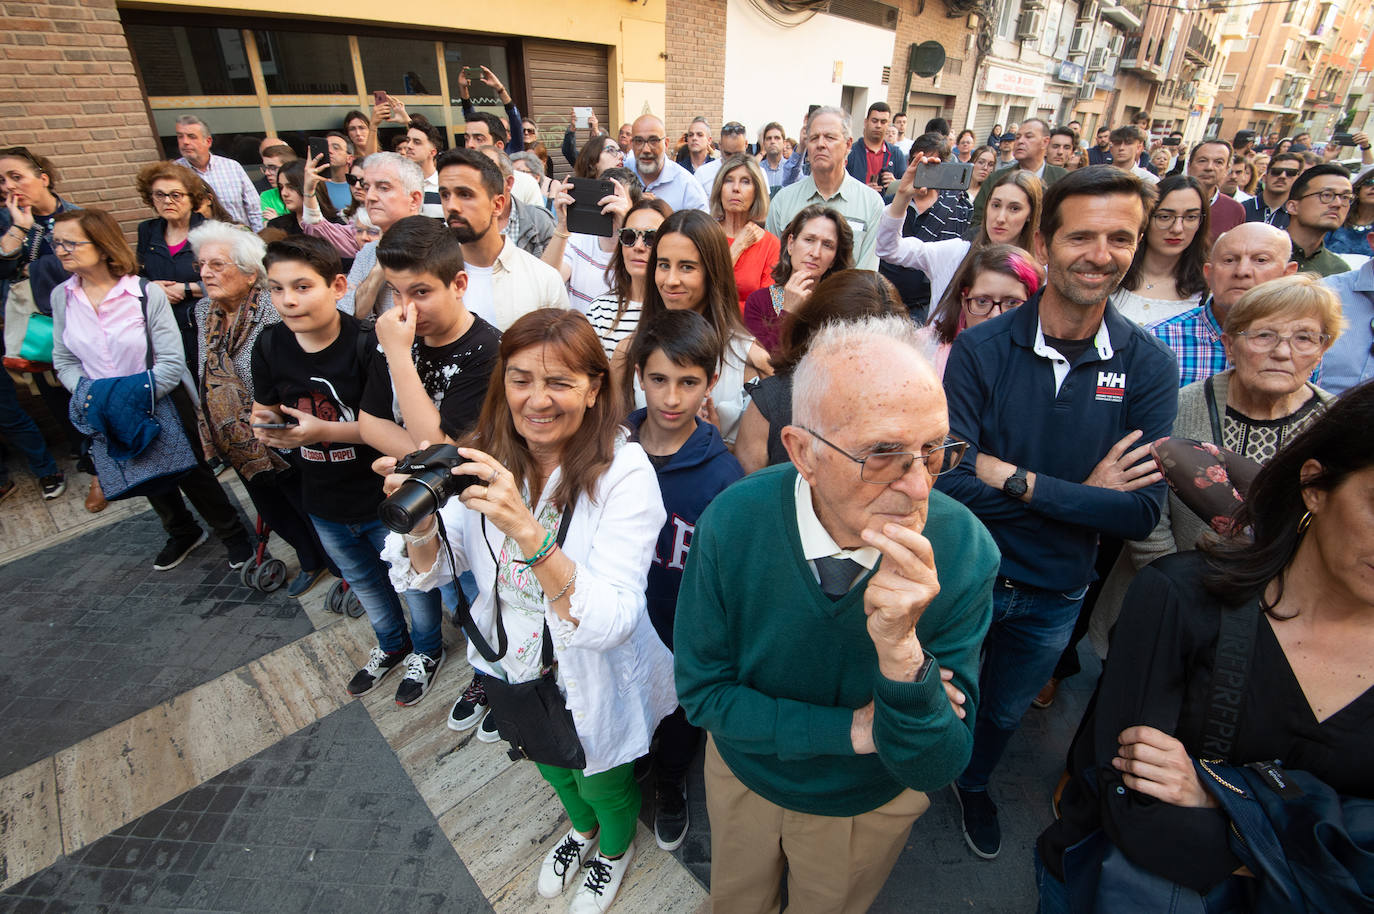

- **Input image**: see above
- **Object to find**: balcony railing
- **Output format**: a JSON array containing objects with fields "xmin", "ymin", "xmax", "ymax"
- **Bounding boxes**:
[
  {"xmin": 1185, "ymin": 24, "xmax": 1216, "ymax": 65},
  {"xmin": 1102, "ymin": 0, "xmax": 1143, "ymax": 30}
]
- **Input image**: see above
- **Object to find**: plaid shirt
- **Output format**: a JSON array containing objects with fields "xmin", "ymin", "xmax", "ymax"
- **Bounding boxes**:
[
  {"xmin": 175, "ymin": 154, "xmax": 263, "ymax": 231},
  {"xmin": 1148, "ymin": 298, "xmax": 1227, "ymax": 387}
]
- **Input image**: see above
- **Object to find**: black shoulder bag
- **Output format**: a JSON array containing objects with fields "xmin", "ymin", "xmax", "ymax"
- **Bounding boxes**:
[{"xmin": 442, "ymin": 506, "xmax": 587, "ymax": 770}]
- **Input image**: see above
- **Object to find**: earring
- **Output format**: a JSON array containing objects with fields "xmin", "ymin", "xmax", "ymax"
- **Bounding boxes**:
[{"xmin": 1297, "ymin": 510, "xmax": 1313, "ymax": 534}]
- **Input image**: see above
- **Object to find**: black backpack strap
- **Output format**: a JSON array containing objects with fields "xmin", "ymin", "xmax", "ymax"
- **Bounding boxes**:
[
  {"xmin": 1201, "ymin": 600, "xmax": 1260, "ymax": 762},
  {"xmin": 449, "ymin": 500, "xmax": 576, "ymax": 666},
  {"xmin": 1204, "ymin": 374, "xmax": 1225, "ymax": 449}
]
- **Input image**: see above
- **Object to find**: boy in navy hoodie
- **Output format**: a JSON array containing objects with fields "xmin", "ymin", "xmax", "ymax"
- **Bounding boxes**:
[{"xmin": 626, "ymin": 310, "xmax": 744, "ymax": 852}]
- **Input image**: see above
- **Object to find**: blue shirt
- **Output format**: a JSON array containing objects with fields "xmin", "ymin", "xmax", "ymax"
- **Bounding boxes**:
[
  {"xmin": 1320, "ymin": 260, "xmax": 1374, "ymax": 395},
  {"xmin": 637, "ymin": 157, "xmax": 709, "ymax": 213},
  {"xmin": 1148, "ymin": 299, "xmax": 1227, "ymax": 387},
  {"xmin": 937, "ymin": 294, "xmax": 1178, "ymax": 590}
]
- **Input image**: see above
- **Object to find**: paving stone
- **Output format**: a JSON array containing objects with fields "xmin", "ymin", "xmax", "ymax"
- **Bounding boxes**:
[
  {"xmin": 1, "ymin": 703, "xmax": 492, "ymax": 913},
  {"xmin": 0, "ymin": 513, "xmax": 312, "ymax": 779}
]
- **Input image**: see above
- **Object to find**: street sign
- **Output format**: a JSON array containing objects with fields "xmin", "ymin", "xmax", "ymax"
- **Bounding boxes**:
[{"xmin": 909, "ymin": 41, "xmax": 946, "ymax": 78}]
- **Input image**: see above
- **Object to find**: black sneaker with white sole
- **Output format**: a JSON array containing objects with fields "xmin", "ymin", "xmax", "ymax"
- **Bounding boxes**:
[
  {"xmin": 477, "ymin": 712, "xmax": 502, "ymax": 743},
  {"xmin": 954, "ymin": 784, "xmax": 1001, "ymax": 859},
  {"xmin": 346, "ymin": 646, "xmax": 409, "ymax": 697},
  {"xmin": 394, "ymin": 650, "xmax": 445, "ymax": 707},
  {"xmin": 654, "ymin": 780, "xmax": 689, "ymax": 851},
  {"xmin": 40, "ymin": 472, "xmax": 66, "ymax": 499},
  {"xmin": 152, "ymin": 530, "xmax": 208, "ymax": 571},
  {"xmin": 448, "ymin": 672, "xmax": 489, "ymax": 731}
]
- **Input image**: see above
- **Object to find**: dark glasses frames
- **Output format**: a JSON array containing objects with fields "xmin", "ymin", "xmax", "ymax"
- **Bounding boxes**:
[{"xmin": 618, "ymin": 228, "xmax": 656, "ymax": 247}]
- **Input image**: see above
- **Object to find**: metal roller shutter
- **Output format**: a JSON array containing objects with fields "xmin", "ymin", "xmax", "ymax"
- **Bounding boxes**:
[
  {"xmin": 522, "ymin": 39, "xmax": 610, "ymax": 180},
  {"xmin": 971, "ymin": 103, "xmax": 1000, "ymax": 145}
]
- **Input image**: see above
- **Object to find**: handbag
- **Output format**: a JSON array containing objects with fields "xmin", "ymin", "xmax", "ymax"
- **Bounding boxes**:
[
  {"xmin": 446, "ymin": 506, "xmax": 587, "ymax": 770},
  {"xmin": 1060, "ymin": 600, "xmax": 1261, "ymax": 913},
  {"xmin": 71, "ymin": 280, "xmax": 198, "ymax": 500},
  {"xmin": 2, "ymin": 277, "xmax": 55, "ymax": 371}
]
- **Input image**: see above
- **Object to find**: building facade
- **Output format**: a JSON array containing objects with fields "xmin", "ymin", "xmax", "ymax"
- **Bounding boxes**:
[{"xmin": 0, "ymin": 0, "xmax": 669, "ymax": 235}]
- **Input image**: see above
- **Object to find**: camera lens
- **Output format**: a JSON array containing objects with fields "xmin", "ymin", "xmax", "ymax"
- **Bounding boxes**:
[{"xmin": 378, "ymin": 470, "xmax": 445, "ymax": 533}]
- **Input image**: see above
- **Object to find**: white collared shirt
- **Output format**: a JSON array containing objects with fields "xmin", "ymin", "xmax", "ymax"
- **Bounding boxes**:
[
  {"xmin": 794, "ymin": 473, "xmax": 880, "ymax": 585},
  {"xmin": 1033, "ymin": 316, "xmax": 1114, "ymax": 395}
]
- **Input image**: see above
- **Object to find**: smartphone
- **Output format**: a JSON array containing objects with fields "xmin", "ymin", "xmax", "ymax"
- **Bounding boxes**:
[
  {"xmin": 251, "ymin": 422, "xmax": 295, "ymax": 430},
  {"xmin": 912, "ymin": 161, "xmax": 973, "ymax": 192},
  {"xmin": 566, "ymin": 177, "xmax": 616, "ymax": 237},
  {"xmin": 1334, "ymin": 132, "xmax": 1355, "ymax": 146},
  {"xmin": 1163, "ymin": 136, "xmax": 1181, "ymax": 147},
  {"xmin": 373, "ymin": 89, "xmax": 388, "ymax": 108},
  {"xmin": 307, "ymin": 136, "xmax": 329, "ymax": 164},
  {"xmin": 463, "ymin": 66, "xmax": 484, "ymax": 79},
  {"xmin": 573, "ymin": 106, "xmax": 593, "ymax": 129}
]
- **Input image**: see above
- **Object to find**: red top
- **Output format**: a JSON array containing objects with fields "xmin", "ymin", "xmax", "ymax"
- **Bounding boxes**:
[
  {"xmin": 865, "ymin": 145, "xmax": 887, "ymax": 184},
  {"xmin": 729, "ymin": 230, "xmax": 781, "ymax": 309},
  {"xmin": 1207, "ymin": 192, "xmax": 1247, "ymax": 242}
]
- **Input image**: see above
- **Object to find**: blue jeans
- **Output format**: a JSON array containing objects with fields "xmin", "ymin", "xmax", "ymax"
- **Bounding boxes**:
[
  {"xmin": 1035, "ymin": 848, "xmax": 1071, "ymax": 914},
  {"xmin": 0, "ymin": 367, "xmax": 58, "ymax": 482},
  {"xmin": 957, "ymin": 577, "xmax": 1089, "ymax": 792},
  {"xmin": 309, "ymin": 514, "xmax": 410, "ymax": 654},
  {"xmin": 402, "ymin": 581, "xmax": 456, "ymax": 658}
]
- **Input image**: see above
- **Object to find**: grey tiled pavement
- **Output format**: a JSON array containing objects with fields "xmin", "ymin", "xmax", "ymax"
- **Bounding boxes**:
[
  {"xmin": 0, "ymin": 702, "xmax": 493, "ymax": 914},
  {"xmin": 0, "ymin": 511, "xmax": 312, "ymax": 778}
]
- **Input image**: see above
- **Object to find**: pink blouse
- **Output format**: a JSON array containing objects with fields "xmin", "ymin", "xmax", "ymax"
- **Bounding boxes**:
[{"xmin": 59, "ymin": 274, "xmax": 149, "ymax": 380}]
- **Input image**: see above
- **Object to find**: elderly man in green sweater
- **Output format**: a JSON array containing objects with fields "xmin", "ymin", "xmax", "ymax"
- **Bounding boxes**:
[{"xmin": 675, "ymin": 314, "xmax": 998, "ymax": 913}]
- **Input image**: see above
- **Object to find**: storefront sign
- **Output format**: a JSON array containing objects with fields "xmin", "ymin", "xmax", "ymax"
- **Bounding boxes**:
[
  {"xmin": 985, "ymin": 65, "xmax": 1045, "ymax": 97},
  {"xmin": 1056, "ymin": 61, "xmax": 1085, "ymax": 85}
]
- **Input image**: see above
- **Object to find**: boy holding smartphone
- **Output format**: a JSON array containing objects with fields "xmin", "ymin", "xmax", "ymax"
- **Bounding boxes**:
[{"xmin": 251, "ymin": 236, "xmax": 424, "ymax": 703}]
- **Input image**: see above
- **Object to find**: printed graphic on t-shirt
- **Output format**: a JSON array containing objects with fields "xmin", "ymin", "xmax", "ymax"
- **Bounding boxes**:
[
  {"xmin": 404, "ymin": 337, "xmax": 493, "ymax": 420},
  {"xmin": 1095, "ymin": 370, "xmax": 1126, "ymax": 403},
  {"xmin": 293, "ymin": 376, "xmax": 358, "ymax": 463}
]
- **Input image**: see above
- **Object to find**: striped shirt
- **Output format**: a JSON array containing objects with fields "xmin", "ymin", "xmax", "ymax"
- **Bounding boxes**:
[
  {"xmin": 175, "ymin": 154, "xmax": 263, "ymax": 230},
  {"xmin": 562, "ymin": 233, "xmax": 613, "ymax": 314},
  {"xmin": 586, "ymin": 293, "xmax": 641, "ymax": 358}
]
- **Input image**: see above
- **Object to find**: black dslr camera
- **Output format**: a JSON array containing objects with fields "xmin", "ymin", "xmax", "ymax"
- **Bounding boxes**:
[{"xmin": 378, "ymin": 444, "xmax": 483, "ymax": 534}]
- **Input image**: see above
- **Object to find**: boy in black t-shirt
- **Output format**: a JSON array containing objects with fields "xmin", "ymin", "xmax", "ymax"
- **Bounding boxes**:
[
  {"xmin": 251, "ymin": 236, "xmax": 421, "ymax": 702},
  {"xmin": 358, "ymin": 216, "xmax": 501, "ymax": 707}
]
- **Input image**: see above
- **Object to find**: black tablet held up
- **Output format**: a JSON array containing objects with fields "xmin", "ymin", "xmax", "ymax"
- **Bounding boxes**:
[{"xmin": 566, "ymin": 177, "xmax": 616, "ymax": 237}]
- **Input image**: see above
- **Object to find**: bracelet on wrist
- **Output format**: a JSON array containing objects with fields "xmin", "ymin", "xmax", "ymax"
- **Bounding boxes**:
[
  {"xmin": 530, "ymin": 544, "xmax": 558, "ymax": 569},
  {"xmin": 550, "ymin": 566, "xmax": 577, "ymax": 603},
  {"xmin": 519, "ymin": 530, "xmax": 556, "ymax": 566},
  {"xmin": 553, "ymin": 228, "xmax": 571, "ymax": 238}
]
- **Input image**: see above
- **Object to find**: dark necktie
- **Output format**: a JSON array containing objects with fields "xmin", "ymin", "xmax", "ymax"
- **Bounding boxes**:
[{"xmin": 815, "ymin": 556, "xmax": 863, "ymax": 601}]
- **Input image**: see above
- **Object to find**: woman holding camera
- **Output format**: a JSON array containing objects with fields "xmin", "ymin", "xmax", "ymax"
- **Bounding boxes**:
[{"xmin": 382, "ymin": 309, "xmax": 675, "ymax": 914}]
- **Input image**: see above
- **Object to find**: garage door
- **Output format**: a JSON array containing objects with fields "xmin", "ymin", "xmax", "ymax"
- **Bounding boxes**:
[
  {"xmin": 523, "ymin": 40, "xmax": 610, "ymax": 180},
  {"xmin": 971, "ymin": 103, "xmax": 1000, "ymax": 146}
]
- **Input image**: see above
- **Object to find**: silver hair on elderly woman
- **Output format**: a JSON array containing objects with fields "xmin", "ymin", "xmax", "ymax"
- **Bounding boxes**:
[{"xmin": 187, "ymin": 220, "xmax": 267, "ymax": 283}]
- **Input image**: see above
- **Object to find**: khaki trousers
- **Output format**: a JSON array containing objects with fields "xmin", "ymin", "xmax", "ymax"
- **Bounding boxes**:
[{"xmin": 704, "ymin": 736, "xmax": 930, "ymax": 914}]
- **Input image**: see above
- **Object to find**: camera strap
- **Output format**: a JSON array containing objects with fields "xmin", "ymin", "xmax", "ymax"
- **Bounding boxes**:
[{"xmin": 445, "ymin": 503, "xmax": 575, "ymax": 666}]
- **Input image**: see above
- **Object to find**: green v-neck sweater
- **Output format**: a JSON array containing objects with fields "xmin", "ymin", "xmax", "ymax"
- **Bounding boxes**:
[{"xmin": 674, "ymin": 463, "xmax": 999, "ymax": 816}]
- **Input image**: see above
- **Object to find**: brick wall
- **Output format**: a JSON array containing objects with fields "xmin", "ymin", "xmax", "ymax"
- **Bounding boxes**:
[
  {"xmin": 0, "ymin": 0, "xmax": 162, "ymax": 238},
  {"xmin": 666, "ymin": 0, "xmax": 726, "ymax": 141},
  {"xmin": 887, "ymin": 0, "xmax": 979, "ymax": 130}
]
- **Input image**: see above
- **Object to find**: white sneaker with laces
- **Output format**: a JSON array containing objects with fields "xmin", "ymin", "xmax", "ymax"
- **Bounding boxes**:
[
  {"xmin": 538, "ymin": 828, "xmax": 598, "ymax": 898},
  {"xmin": 568, "ymin": 841, "xmax": 634, "ymax": 914}
]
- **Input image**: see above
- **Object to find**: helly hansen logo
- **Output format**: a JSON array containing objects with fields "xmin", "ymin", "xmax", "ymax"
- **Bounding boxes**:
[{"xmin": 1095, "ymin": 371, "xmax": 1126, "ymax": 403}]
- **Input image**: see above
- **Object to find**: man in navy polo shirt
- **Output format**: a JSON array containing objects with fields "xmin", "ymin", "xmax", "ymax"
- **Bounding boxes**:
[{"xmin": 936, "ymin": 165, "xmax": 1179, "ymax": 860}]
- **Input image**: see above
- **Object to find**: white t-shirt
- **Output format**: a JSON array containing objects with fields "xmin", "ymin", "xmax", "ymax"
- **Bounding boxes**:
[
  {"xmin": 563, "ymin": 233, "xmax": 614, "ymax": 314},
  {"xmin": 464, "ymin": 262, "xmax": 495, "ymax": 327}
]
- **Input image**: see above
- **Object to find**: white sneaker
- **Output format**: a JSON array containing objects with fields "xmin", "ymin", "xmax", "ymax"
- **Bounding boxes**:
[
  {"xmin": 568, "ymin": 841, "xmax": 634, "ymax": 914},
  {"xmin": 538, "ymin": 828, "xmax": 598, "ymax": 899}
]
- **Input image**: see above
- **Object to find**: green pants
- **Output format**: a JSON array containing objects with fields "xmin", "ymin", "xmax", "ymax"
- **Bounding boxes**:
[{"xmin": 536, "ymin": 760, "xmax": 641, "ymax": 857}]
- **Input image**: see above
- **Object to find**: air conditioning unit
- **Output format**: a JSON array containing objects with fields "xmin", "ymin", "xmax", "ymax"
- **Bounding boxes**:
[
  {"xmin": 1070, "ymin": 25, "xmax": 1092, "ymax": 53},
  {"xmin": 1088, "ymin": 47, "xmax": 1107, "ymax": 69},
  {"xmin": 1077, "ymin": 0, "xmax": 1100, "ymax": 21},
  {"xmin": 1078, "ymin": 81, "xmax": 1098, "ymax": 100},
  {"xmin": 1109, "ymin": 34, "xmax": 1125, "ymax": 55},
  {"xmin": 1018, "ymin": 9, "xmax": 1045, "ymax": 39},
  {"xmin": 1022, "ymin": 0, "xmax": 1047, "ymax": 10}
]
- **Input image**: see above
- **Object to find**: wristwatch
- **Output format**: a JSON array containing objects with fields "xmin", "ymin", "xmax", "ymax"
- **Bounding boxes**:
[{"xmin": 1002, "ymin": 466, "xmax": 1029, "ymax": 498}]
